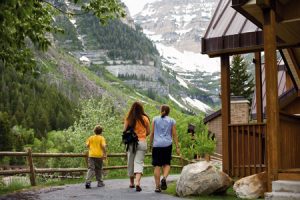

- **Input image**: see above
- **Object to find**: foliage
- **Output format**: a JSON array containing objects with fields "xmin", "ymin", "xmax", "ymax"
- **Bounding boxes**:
[
  {"xmin": 175, "ymin": 114, "xmax": 215, "ymax": 159},
  {"xmin": 0, "ymin": 112, "xmax": 12, "ymax": 151},
  {"xmin": 0, "ymin": 177, "xmax": 31, "ymax": 196},
  {"xmin": 0, "ymin": 64, "xmax": 77, "ymax": 138},
  {"xmin": 230, "ymin": 55, "xmax": 254, "ymax": 101},
  {"xmin": 75, "ymin": 16, "xmax": 159, "ymax": 61},
  {"xmin": 0, "ymin": 0, "xmax": 125, "ymax": 72}
]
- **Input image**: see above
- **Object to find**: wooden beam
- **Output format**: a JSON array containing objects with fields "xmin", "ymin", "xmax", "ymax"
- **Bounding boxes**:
[
  {"xmin": 221, "ymin": 55, "xmax": 231, "ymax": 175},
  {"xmin": 282, "ymin": 49, "xmax": 300, "ymax": 89},
  {"xmin": 255, "ymin": 52, "xmax": 263, "ymax": 123},
  {"xmin": 276, "ymin": 0, "xmax": 300, "ymax": 23},
  {"xmin": 257, "ymin": 0, "xmax": 273, "ymax": 9},
  {"xmin": 263, "ymin": 7, "xmax": 280, "ymax": 192}
]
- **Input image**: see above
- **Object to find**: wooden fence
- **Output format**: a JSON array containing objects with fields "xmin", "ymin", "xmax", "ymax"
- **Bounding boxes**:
[
  {"xmin": 228, "ymin": 123, "xmax": 267, "ymax": 177},
  {"xmin": 0, "ymin": 149, "xmax": 191, "ymax": 186}
]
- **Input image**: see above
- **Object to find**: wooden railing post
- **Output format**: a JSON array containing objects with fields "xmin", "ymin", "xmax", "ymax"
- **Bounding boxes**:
[
  {"xmin": 26, "ymin": 148, "xmax": 36, "ymax": 186},
  {"xmin": 180, "ymin": 156, "xmax": 184, "ymax": 168},
  {"xmin": 85, "ymin": 151, "xmax": 89, "ymax": 167}
]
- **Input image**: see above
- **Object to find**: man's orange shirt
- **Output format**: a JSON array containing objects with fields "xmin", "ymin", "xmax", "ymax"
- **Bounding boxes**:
[{"xmin": 86, "ymin": 135, "xmax": 106, "ymax": 158}]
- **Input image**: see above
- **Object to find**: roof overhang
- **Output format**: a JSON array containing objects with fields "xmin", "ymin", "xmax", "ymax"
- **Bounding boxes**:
[
  {"xmin": 202, "ymin": 0, "xmax": 300, "ymax": 58},
  {"xmin": 232, "ymin": 0, "xmax": 300, "ymax": 64},
  {"xmin": 201, "ymin": 31, "xmax": 300, "ymax": 57}
]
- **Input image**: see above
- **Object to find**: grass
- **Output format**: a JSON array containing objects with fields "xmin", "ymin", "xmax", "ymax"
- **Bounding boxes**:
[
  {"xmin": 0, "ymin": 178, "xmax": 31, "ymax": 196},
  {"xmin": 164, "ymin": 182, "xmax": 242, "ymax": 200}
]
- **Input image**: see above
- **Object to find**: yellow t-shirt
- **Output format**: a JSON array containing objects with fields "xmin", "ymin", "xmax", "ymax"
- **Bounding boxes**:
[{"xmin": 86, "ymin": 135, "xmax": 106, "ymax": 158}]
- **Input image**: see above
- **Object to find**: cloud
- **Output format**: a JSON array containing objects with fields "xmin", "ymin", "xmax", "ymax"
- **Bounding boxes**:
[{"xmin": 122, "ymin": 0, "xmax": 159, "ymax": 16}]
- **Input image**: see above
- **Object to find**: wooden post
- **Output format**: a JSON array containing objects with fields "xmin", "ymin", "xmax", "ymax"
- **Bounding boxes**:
[
  {"xmin": 221, "ymin": 55, "xmax": 230, "ymax": 175},
  {"xmin": 26, "ymin": 148, "xmax": 36, "ymax": 186},
  {"xmin": 180, "ymin": 156, "xmax": 184, "ymax": 169},
  {"xmin": 85, "ymin": 151, "xmax": 89, "ymax": 167},
  {"xmin": 255, "ymin": 52, "xmax": 263, "ymax": 123},
  {"xmin": 263, "ymin": 6, "xmax": 280, "ymax": 191}
]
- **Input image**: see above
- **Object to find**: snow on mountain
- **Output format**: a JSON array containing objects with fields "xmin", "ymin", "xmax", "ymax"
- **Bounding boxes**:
[
  {"xmin": 156, "ymin": 43, "xmax": 219, "ymax": 73},
  {"xmin": 168, "ymin": 94, "xmax": 188, "ymax": 110},
  {"xmin": 134, "ymin": 0, "xmax": 220, "ymax": 73},
  {"xmin": 182, "ymin": 97, "xmax": 212, "ymax": 113},
  {"xmin": 176, "ymin": 76, "xmax": 189, "ymax": 88},
  {"xmin": 133, "ymin": 0, "xmax": 221, "ymax": 110}
]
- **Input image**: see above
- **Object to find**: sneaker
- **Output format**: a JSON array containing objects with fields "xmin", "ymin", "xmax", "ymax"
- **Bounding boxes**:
[
  {"xmin": 97, "ymin": 182, "xmax": 105, "ymax": 187},
  {"xmin": 160, "ymin": 178, "xmax": 167, "ymax": 190},
  {"xmin": 85, "ymin": 182, "xmax": 91, "ymax": 189},
  {"xmin": 136, "ymin": 185, "xmax": 142, "ymax": 192}
]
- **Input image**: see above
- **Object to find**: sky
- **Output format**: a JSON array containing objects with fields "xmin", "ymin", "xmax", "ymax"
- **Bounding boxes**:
[{"xmin": 122, "ymin": 0, "xmax": 159, "ymax": 16}]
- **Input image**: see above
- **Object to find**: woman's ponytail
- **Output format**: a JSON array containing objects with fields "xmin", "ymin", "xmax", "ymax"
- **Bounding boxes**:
[{"xmin": 160, "ymin": 105, "xmax": 170, "ymax": 118}]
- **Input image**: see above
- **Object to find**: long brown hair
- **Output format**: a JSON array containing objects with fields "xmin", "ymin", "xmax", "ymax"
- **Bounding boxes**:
[{"xmin": 126, "ymin": 102, "xmax": 149, "ymax": 128}]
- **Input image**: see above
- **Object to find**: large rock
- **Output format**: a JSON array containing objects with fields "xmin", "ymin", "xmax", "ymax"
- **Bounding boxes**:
[
  {"xmin": 233, "ymin": 172, "xmax": 267, "ymax": 199},
  {"xmin": 176, "ymin": 161, "xmax": 233, "ymax": 197}
]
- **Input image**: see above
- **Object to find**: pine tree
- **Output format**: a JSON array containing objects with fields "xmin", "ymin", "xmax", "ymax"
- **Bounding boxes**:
[{"xmin": 230, "ymin": 55, "xmax": 254, "ymax": 101}]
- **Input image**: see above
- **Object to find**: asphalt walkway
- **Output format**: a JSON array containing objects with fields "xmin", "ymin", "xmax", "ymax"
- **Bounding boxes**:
[{"xmin": 1, "ymin": 175, "xmax": 183, "ymax": 200}]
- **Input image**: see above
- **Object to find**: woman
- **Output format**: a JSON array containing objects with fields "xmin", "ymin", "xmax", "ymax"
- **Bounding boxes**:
[
  {"xmin": 149, "ymin": 104, "xmax": 180, "ymax": 193},
  {"xmin": 124, "ymin": 101, "xmax": 150, "ymax": 192}
]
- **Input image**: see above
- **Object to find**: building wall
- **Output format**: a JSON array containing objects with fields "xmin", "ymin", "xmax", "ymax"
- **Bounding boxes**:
[
  {"xmin": 230, "ymin": 100, "xmax": 249, "ymax": 124},
  {"xmin": 207, "ymin": 116, "xmax": 222, "ymax": 154},
  {"xmin": 206, "ymin": 100, "xmax": 249, "ymax": 155}
]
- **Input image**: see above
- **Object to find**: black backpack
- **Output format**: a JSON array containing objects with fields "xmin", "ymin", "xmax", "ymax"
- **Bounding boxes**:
[{"xmin": 122, "ymin": 127, "xmax": 139, "ymax": 153}]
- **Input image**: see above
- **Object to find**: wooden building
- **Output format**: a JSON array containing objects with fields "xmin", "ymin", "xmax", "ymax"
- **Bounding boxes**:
[
  {"xmin": 202, "ymin": 0, "xmax": 300, "ymax": 191},
  {"xmin": 204, "ymin": 97, "xmax": 250, "ymax": 155}
]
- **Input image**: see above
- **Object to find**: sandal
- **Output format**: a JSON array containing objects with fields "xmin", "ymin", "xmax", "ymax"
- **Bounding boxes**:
[
  {"xmin": 161, "ymin": 177, "xmax": 167, "ymax": 190},
  {"xmin": 129, "ymin": 184, "xmax": 135, "ymax": 188},
  {"xmin": 155, "ymin": 187, "xmax": 161, "ymax": 193},
  {"xmin": 136, "ymin": 185, "xmax": 142, "ymax": 192}
]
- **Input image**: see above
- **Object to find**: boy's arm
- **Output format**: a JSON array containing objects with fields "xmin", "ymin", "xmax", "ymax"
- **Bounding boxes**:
[
  {"xmin": 102, "ymin": 138, "xmax": 107, "ymax": 159},
  {"xmin": 102, "ymin": 145, "xmax": 107, "ymax": 159},
  {"xmin": 86, "ymin": 138, "xmax": 90, "ymax": 148}
]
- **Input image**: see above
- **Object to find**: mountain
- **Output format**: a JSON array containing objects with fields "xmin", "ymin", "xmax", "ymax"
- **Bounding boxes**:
[
  {"xmin": 134, "ymin": 0, "xmax": 221, "ymax": 107},
  {"xmin": 49, "ymin": 0, "xmax": 218, "ymax": 113}
]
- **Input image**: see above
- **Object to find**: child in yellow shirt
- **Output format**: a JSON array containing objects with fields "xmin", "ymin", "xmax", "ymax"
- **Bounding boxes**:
[{"xmin": 85, "ymin": 125, "xmax": 107, "ymax": 189}]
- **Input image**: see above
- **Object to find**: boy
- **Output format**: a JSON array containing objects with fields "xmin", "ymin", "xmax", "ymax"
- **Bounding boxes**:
[{"xmin": 85, "ymin": 125, "xmax": 107, "ymax": 189}]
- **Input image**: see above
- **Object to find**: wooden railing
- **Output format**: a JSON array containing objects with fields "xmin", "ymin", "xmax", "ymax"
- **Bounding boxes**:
[
  {"xmin": 228, "ymin": 123, "xmax": 267, "ymax": 177},
  {"xmin": 279, "ymin": 113, "xmax": 300, "ymax": 171},
  {"xmin": 0, "ymin": 149, "xmax": 191, "ymax": 186}
]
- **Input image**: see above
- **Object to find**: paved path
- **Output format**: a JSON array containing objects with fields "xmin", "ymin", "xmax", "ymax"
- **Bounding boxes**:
[{"xmin": 1, "ymin": 175, "xmax": 183, "ymax": 200}]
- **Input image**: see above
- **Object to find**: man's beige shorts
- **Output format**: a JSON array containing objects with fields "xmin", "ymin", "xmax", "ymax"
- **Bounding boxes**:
[{"xmin": 127, "ymin": 141, "xmax": 147, "ymax": 176}]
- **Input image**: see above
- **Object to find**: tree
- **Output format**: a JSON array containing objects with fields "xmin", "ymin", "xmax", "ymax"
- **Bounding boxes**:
[
  {"xmin": 230, "ymin": 54, "xmax": 254, "ymax": 101},
  {"xmin": 0, "ymin": 0, "xmax": 125, "ymax": 73},
  {"xmin": 0, "ymin": 112, "xmax": 13, "ymax": 151}
]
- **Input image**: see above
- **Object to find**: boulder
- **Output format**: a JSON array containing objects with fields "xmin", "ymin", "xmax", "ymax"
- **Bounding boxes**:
[
  {"xmin": 233, "ymin": 172, "xmax": 267, "ymax": 199},
  {"xmin": 176, "ymin": 161, "xmax": 233, "ymax": 197}
]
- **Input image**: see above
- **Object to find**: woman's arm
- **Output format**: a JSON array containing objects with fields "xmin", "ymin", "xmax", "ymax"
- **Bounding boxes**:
[
  {"xmin": 172, "ymin": 125, "xmax": 180, "ymax": 155},
  {"xmin": 149, "ymin": 122, "xmax": 155, "ymax": 148},
  {"xmin": 123, "ymin": 120, "xmax": 128, "ymax": 132},
  {"xmin": 146, "ymin": 118, "xmax": 151, "ymax": 136}
]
